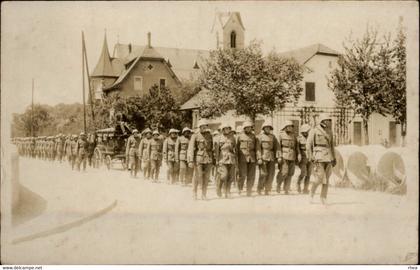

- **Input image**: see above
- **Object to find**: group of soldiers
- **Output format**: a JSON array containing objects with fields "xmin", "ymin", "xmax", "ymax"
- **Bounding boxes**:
[
  {"xmin": 124, "ymin": 114, "xmax": 337, "ymax": 203},
  {"xmin": 14, "ymin": 132, "xmax": 97, "ymax": 171}
]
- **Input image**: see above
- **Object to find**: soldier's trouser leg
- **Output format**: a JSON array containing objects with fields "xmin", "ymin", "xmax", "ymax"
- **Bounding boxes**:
[
  {"xmin": 195, "ymin": 164, "xmax": 211, "ymax": 198},
  {"xmin": 220, "ymin": 164, "xmax": 235, "ymax": 197},
  {"xmin": 150, "ymin": 160, "xmax": 159, "ymax": 181},
  {"xmin": 246, "ymin": 162, "xmax": 256, "ymax": 196},
  {"xmin": 193, "ymin": 164, "xmax": 201, "ymax": 197},
  {"xmin": 265, "ymin": 161, "xmax": 276, "ymax": 193},
  {"xmin": 302, "ymin": 162, "xmax": 312, "ymax": 193},
  {"xmin": 216, "ymin": 166, "xmax": 223, "ymax": 197},
  {"xmin": 186, "ymin": 166, "xmax": 193, "ymax": 185},
  {"xmin": 276, "ymin": 161, "xmax": 285, "ymax": 192},
  {"xmin": 297, "ymin": 160, "xmax": 307, "ymax": 192},
  {"xmin": 142, "ymin": 160, "xmax": 150, "ymax": 179},
  {"xmin": 282, "ymin": 160, "xmax": 295, "ymax": 193},
  {"xmin": 168, "ymin": 161, "xmax": 176, "ymax": 184},
  {"xmin": 257, "ymin": 162, "xmax": 268, "ymax": 193},
  {"xmin": 179, "ymin": 161, "xmax": 186, "ymax": 184},
  {"xmin": 311, "ymin": 162, "xmax": 332, "ymax": 199},
  {"xmin": 238, "ymin": 159, "xmax": 247, "ymax": 192}
]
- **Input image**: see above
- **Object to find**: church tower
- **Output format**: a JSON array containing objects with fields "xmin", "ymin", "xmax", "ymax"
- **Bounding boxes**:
[{"xmin": 211, "ymin": 12, "xmax": 245, "ymax": 50}]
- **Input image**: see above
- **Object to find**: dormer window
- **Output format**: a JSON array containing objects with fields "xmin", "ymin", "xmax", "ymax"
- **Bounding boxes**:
[{"xmin": 230, "ymin": 31, "xmax": 236, "ymax": 49}]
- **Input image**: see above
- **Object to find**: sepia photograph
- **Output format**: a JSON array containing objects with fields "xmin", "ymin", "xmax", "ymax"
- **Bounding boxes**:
[{"xmin": 1, "ymin": 1, "xmax": 419, "ymax": 266}]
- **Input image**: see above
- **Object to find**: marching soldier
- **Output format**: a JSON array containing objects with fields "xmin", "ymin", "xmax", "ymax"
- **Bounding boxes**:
[
  {"xmin": 149, "ymin": 130, "xmax": 163, "ymax": 182},
  {"xmin": 236, "ymin": 121, "xmax": 257, "ymax": 196},
  {"xmin": 76, "ymin": 132, "xmax": 88, "ymax": 171},
  {"xmin": 214, "ymin": 123, "xmax": 237, "ymax": 198},
  {"xmin": 175, "ymin": 127, "xmax": 193, "ymax": 186},
  {"xmin": 87, "ymin": 133, "xmax": 97, "ymax": 167},
  {"xmin": 126, "ymin": 129, "xmax": 141, "ymax": 177},
  {"xmin": 56, "ymin": 134, "xmax": 65, "ymax": 162},
  {"xmin": 256, "ymin": 120, "xmax": 278, "ymax": 195},
  {"xmin": 139, "ymin": 128, "xmax": 152, "ymax": 180},
  {"xmin": 70, "ymin": 135, "xmax": 78, "ymax": 170},
  {"xmin": 306, "ymin": 114, "xmax": 337, "ymax": 204},
  {"xmin": 276, "ymin": 120, "xmax": 299, "ymax": 195},
  {"xmin": 163, "ymin": 129, "xmax": 179, "ymax": 184},
  {"xmin": 187, "ymin": 119, "xmax": 213, "ymax": 200},
  {"xmin": 296, "ymin": 124, "xmax": 312, "ymax": 194}
]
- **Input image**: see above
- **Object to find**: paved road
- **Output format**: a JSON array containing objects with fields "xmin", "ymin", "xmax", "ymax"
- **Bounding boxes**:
[{"xmin": 2, "ymin": 157, "xmax": 418, "ymax": 264}]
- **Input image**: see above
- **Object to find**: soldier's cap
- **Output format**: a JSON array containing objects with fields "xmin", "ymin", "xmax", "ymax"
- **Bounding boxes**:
[
  {"xmin": 80, "ymin": 132, "xmax": 86, "ymax": 136},
  {"xmin": 212, "ymin": 130, "xmax": 219, "ymax": 136},
  {"xmin": 169, "ymin": 128, "xmax": 179, "ymax": 134},
  {"xmin": 142, "ymin": 128, "xmax": 152, "ymax": 134},
  {"xmin": 132, "ymin": 129, "xmax": 139, "ymax": 134},
  {"xmin": 205, "ymin": 128, "xmax": 212, "ymax": 133},
  {"xmin": 300, "ymin": 124, "xmax": 311, "ymax": 133},
  {"xmin": 318, "ymin": 114, "xmax": 332, "ymax": 123},
  {"xmin": 282, "ymin": 120, "xmax": 294, "ymax": 130},
  {"xmin": 243, "ymin": 121, "xmax": 253, "ymax": 128},
  {"xmin": 262, "ymin": 121, "xmax": 273, "ymax": 129},
  {"xmin": 220, "ymin": 123, "xmax": 232, "ymax": 130},
  {"xmin": 182, "ymin": 127, "xmax": 192, "ymax": 134},
  {"xmin": 152, "ymin": 130, "xmax": 160, "ymax": 135}
]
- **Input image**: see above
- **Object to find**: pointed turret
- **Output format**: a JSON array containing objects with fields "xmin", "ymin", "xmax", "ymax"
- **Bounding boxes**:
[{"xmin": 92, "ymin": 33, "xmax": 117, "ymax": 77}]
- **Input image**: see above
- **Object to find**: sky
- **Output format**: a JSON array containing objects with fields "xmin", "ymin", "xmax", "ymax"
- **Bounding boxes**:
[{"xmin": 1, "ymin": 1, "xmax": 418, "ymax": 116}]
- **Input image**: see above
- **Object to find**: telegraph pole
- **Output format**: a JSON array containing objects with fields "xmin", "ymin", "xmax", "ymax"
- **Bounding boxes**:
[
  {"xmin": 31, "ymin": 78, "xmax": 34, "ymax": 137},
  {"xmin": 82, "ymin": 31, "xmax": 87, "ymax": 133},
  {"xmin": 82, "ymin": 31, "xmax": 95, "ymax": 123}
]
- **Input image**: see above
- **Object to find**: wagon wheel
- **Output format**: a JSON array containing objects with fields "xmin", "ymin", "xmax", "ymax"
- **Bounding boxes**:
[
  {"xmin": 105, "ymin": 155, "xmax": 112, "ymax": 170},
  {"xmin": 121, "ymin": 157, "xmax": 127, "ymax": 170},
  {"xmin": 93, "ymin": 148, "xmax": 102, "ymax": 168}
]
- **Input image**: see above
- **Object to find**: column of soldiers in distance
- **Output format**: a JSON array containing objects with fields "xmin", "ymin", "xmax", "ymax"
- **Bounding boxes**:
[
  {"xmin": 13, "ymin": 113, "xmax": 336, "ymax": 204},
  {"xmin": 13, "ymin": 132, "xmax": 98, "ymax": 172}
]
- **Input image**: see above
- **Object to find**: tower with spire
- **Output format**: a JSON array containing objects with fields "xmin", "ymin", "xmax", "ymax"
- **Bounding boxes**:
[{"xmin": 91, "ymin": 32, "xmax": 119, "ymax": 100}]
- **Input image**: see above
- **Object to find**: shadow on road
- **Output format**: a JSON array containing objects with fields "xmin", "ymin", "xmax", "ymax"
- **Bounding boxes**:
[{"xmin": 12, "ymin": 185, "xmax": 47, "ymax": 227}]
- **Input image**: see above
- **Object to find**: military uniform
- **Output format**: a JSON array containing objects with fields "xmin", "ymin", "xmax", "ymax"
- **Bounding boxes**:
[
  {"xmin": 256, "ymin": 132, "xmax": 278, "ymax": 195},
  {"xmin": 87, "ymin": 135, "xmax": 97, "ymax": 167},
  {"xmin": 236, "ymin": 130, "xmax": 257, "ymax": 196},
  {"xmin": 139, "ymin": 136, "xmax": 152, "ymax": 179},
  {"xmin": 175, "ymin": 133, "xmax": 192, "ymax": 185},
  {"xmin": 76, "ymin": 135, "xmax": 88, "ymax": 171},
  {"xmin": 126, "ymin": 133, "xmax": 140, "ymax": 176},
  {"xmin": 187, "ymin": 130, "xmax": 213, "ymax": 199},
  {"xmin": 297, "ymin": 133, "xmax": 311, "ymax": 193},
  {"xmin": 56, "ymin": 136, "xmax": 65, "ymax": 162},
  {"xmin": 276, "ymin": 130, "xmax": 299, "ymax": 194},
  {"xmin": 306, "ymin": 121, "xmax": 336, "ymax": 202},
  {"xmin": 148, "ymin": 135, "xmax": 163, "ymax": 182},
  {"xmin": 214, "ymin": 132, "xmax": 237, "ymax": 198},
  {"xmin": 70, "ymin": 136, "xmax": 78, "ymax": 170},
  {"xmin": 64, "ymin": 136, "xmax": 73, "ymax": 164},
  {"xmin": 163, "ymin": 134, "xmax": 179, "ymax": 184}
]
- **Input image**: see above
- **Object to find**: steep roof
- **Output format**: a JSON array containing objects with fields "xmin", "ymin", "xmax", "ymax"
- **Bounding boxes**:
[
  {"xmin": 278, "ymin": 43, "xmax": 340, "ymax": 65},
  {"xmin": 211, "ymin": 12, "xmax": 245, "ymax": 32},
  {"xmin": 92, "ymin": 34, "xmax": 119, "ymax": 77},
  {"xmin": 112, "ymin": 44, "xmax": 209, "ymax": 81},
  {"xmin": 179, "ymin": 89, "xmax": 210, "ymax": 110}
]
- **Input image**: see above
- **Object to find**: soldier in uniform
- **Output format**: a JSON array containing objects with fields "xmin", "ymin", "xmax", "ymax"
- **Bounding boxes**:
[
  {"xmin": 296, "ymin": 124, "xmax": 312, "ymax": 194},
  {"xmin": 214, "ymin": 123, "xmax": 237, "ymax": 198},
  {"xmin": 306, "ymin": 114, "xmax": 337, "ymax": 204},
  {"xmin": 87, "ymin": 133, "xmax": 97, "ymax": 167},
  {"xmin": 126, "ymin": 129, "xmax": 141, "ymax": 177},
  {"xmin": 56, "ymin": 134, "xmax": 65, "ymax": 162},
  {"xmin": 211, "ymin": 130, "xmax": 220, "ymax": 185},
  {"xmin": 70, "ymin": 135, "xmax": 78, "ymax": 170},
  {"xmin": 163, "ymin": 129, "xmax": 179, "ymax": 184},
  {"xmin": 149, "ymin": 130, "xmax": 163, "ymax": 182},
  {"xmin": 276, "ymin": 120, "xmax": 299, "ymax": 195},
  {"xmin": 175, "ymin": 127, "xmax": 193, "ymax": 186},
  {"xmin": 236, "ymin": 121, "xmax": 257, "ymax": 196},
  {"xmin": 256, "ymin": 121, "xmax": 278, "ymax": 195},
  {"xmin": 76, "ymin": 132, "xmax": 88, "ymax": 171},
  {"xmin": 139, "ymin": 128, "xmax": 152, "ymax": 180},
  {"xmin": 187, "ymin": 119, "xmax": 213, "ymax": 200}
]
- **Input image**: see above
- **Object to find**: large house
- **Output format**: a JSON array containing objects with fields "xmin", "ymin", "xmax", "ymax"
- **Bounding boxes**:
[{"xmin": 91, "ymin": 11, "xmax": 403, "ymax": 146}]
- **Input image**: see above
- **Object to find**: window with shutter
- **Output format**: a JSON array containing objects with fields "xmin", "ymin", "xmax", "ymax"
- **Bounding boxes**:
[
  {"xmin": 305, "ymin": 82, "xmax": 315, "ymax": 102},
  {"xmin": 159, "ymin": 78, "xmax": 166, "ymax": 89}
]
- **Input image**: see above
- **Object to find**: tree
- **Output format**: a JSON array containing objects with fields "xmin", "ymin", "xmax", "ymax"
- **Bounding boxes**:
[
  {"xmin": 389, "ymin": 18, "xmax": 407, "ymax": 145},
  {"xmin": 328, "ymin": 28, "xmax": 392, "ymax": 145},
  {"xmin": 198, "ymin": 40, "xmax": 304, "ymax": 122},
  {"xmin": 11, "ymin": 104, "xmax": 51, "ymax": 137},
  {"xmin": 140, "ymin": 85, "xmax": 181, "ymax": 131}
]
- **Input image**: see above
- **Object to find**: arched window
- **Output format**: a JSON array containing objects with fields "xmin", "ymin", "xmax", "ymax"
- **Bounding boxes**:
[{"xmin": 230, "ymin": 31, "xmax": 236, "ymax": 49}]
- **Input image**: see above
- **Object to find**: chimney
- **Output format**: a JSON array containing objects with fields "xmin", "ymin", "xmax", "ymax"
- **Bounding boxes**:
[
  {"xmin": 128, "ymin": 43, "xmax": 132, "ymax": 53},
  {"xmin": 147, "ymin": 32, "xmax": 151, "ymax": 48}
]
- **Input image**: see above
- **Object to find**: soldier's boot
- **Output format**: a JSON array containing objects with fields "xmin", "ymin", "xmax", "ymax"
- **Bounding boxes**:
[{"xmin": 303, "ymin": 176, "xmax": 310, "ymax": 194}]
